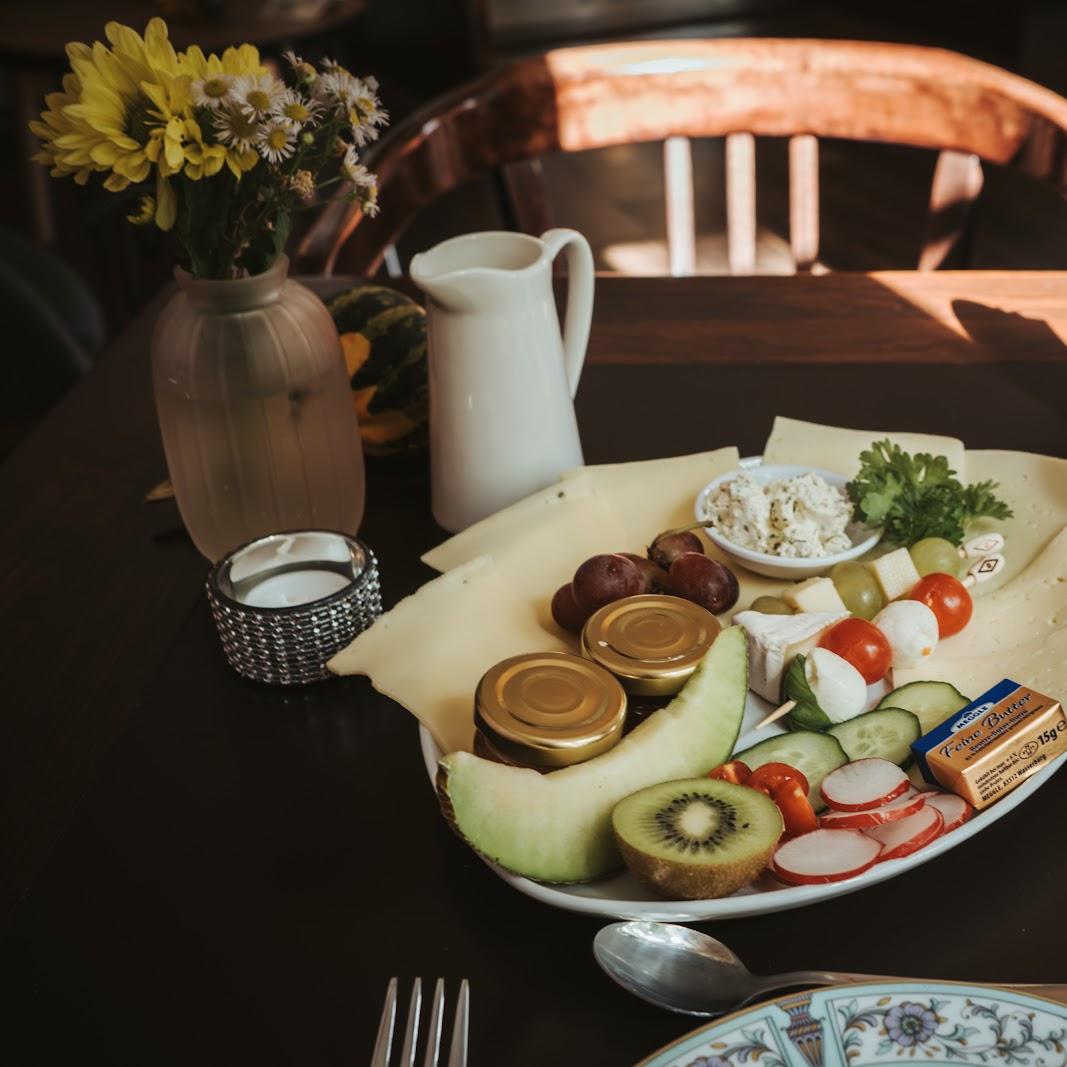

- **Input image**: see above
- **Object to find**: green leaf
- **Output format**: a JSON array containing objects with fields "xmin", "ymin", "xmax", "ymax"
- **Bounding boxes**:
[{"xmin": 782, "ymin": 655, "xmax": 833, "ymax": 731}]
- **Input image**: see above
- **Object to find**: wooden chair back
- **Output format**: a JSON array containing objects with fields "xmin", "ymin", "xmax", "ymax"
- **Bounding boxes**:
[{"xmin": 297, "ymin": 39, "xmax": 1067, "ymax": 278}]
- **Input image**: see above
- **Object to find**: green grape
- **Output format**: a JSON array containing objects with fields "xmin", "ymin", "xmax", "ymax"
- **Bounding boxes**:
[
  {"xmin": 829, "ymin": 561, "xmax": 884, "ymax": 620},
  {"xmin": 909, "ymin": 537, "xmax": 960, "ymax": 578},
  {"xmin": 749, "ymin": 595, "xmax": 794, "ymax": 615}
]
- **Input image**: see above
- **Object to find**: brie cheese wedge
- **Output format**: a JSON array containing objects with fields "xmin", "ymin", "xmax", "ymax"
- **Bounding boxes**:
[{"xmin": 734, "ymin": 609, "xmax": 849, "ymax": 702}]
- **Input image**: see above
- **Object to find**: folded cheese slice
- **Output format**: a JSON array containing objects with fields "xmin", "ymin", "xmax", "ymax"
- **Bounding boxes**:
[
  {"xmin": 763, "ymin": 416, "xmax": 966, "ymax": 480},
  {"xmin": 328, "ymin": 557, "xmax": 570, "ymax": 754}
]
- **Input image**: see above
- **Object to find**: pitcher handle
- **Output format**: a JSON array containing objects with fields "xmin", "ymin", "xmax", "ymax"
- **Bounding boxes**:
[{"xmin": 541, "ymin": 229, "xmax": 594, "ymax": 398}]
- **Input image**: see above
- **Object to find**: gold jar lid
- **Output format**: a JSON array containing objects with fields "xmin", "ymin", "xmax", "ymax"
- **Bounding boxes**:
[
  {"xmin": 581, "ymin": 594, "xmax": 721, "ymax": 696},
  {"xmin": 474, "ymin": 652, "xmax": 628, "ymax": 770}
]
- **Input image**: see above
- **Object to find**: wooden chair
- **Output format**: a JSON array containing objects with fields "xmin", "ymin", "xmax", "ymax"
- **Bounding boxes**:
[{"xmin": 296, "ymin": 39, "xmax": 1067, "ymax": 278}]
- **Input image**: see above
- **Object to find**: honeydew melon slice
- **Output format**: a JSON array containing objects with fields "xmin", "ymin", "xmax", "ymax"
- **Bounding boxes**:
[{"xmin": 436, "ymin": 625, "xmax": 748, "ymax": 883}]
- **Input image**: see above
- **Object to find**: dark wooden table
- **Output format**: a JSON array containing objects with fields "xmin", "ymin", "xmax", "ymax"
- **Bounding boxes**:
[{"xmin": 3, "ymin": 273, "xmax": 1067, "ymax": 1066}]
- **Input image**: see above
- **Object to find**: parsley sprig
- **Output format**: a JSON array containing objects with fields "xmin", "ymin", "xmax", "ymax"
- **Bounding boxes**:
[{"xmin": 846, "ymin": 440, "xmax": 1012, "ymax": 547}]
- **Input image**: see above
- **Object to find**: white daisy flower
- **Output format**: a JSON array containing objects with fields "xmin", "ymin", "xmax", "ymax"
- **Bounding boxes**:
[
  {"xmin": 257, "ymin": 119, "xmax": 297, "ymax": 164},
  {"xmin": 190, "ymin": 74, "xmax": 236, "ymax": 111},
  {"xmin": 232, "ymin": 73, "xmax": 284, "ymax": 120},
  {"xmin": 315, "ymin": 69, "xmax": 363, "ymax": 112},
  {"xmin": 213, "ymin": 106, "xmax": 262, "ymax": 152},
  {"xmin": 271, "ymin": 88, "xmax": 321, "ymax": 129},
  {"xmin": 340, "ymin": 147, "xmax": 374, "ymax": 188},
  {"xmin": 319, "ymin": 56, "xmax": 348, "ymax": 73}
]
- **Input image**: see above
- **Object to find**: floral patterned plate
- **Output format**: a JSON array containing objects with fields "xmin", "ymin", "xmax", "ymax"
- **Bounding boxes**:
[{"xmin": 636, "ymin": 982, "xmax": 1067, "ymax": 1067}]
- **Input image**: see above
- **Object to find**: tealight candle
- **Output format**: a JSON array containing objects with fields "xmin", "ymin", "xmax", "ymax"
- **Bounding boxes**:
[
  {"xmin": 240, "ymin": 569, "xmax": 352, "ymax": 609},
  {"xmin": 206, "ymin": 530, "xmax": 381, "ymax": 685}
]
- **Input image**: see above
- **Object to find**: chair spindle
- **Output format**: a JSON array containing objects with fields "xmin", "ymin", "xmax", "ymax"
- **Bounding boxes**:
[
  {"xmin": 789, "ymin": 135, "xmax": 819, "ymax": 272},
  {"xmin": 726, "ymin": 132, "xmax": 756, "ymax": 274},
  {"xmin": 663, "ymin": 136, "xmax": 696, "ymax": 277}
]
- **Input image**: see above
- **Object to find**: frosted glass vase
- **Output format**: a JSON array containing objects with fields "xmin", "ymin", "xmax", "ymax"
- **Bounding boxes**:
[{"xmin": 152, "ymin": 255, "xmax": 365, "ymax": 561}]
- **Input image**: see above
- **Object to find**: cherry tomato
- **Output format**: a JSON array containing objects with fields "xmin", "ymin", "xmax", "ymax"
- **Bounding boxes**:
[
  {"xmin": 772, "ymin": 779, "xmax": 819, "ymax": 837},
  {"xmin": 819, "ymin": 617, "xmax": 892, "ymax": 683},
  {"xmin": 708, "ymin": 760, "xmax": 751, "ymax": 785},
  {"xmin": 909, "ymin": 572, "xmax": 973, "ymax": 637},
  {"xmin": 746, "ymin": 761, "xmax": 810, "ymax": 798}
]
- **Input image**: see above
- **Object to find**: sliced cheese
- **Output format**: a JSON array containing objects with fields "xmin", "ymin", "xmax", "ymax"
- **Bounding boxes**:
[
  {"xmin": 893, "ymin": 625, "xmax": 1067, "ymax": 706},
  {"xmin": 784, "ymin": 576, "xmax": 848, "ymax": 613},
  {"xmin": 327, "ymin": 556, "xmax": 570, "ymax": 754},
  {"xmin": 763, "ymin": 416, "xmax": 966, "ymax": 480},
  {"xmin": 734, "ymin": 609, "xmax": 848, "ymax": 702},
  {"xmin": 561, "ymin": 447, "xmax": 741, "ymax": 548},
  {"xmin": 963, "ymin": 450, "xmax": 1067, "ymax": 595},
  {"xmin": 421, "ymin": 472, "xmax": 630, "ymax": 631},
  {"xmin": 869, "ymin": 547, "xmax": 921, "ymax": 602},
  {"xmin": 423, "ymin": 472, "xmax": 611, "ymax": 573},
  {"xmin": 917, "ymin": 526, "xmax": 1067, "ymax": 662}
]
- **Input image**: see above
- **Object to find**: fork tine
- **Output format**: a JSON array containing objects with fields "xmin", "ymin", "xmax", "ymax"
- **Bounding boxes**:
[
  {"xmin": 370, "ymin": 978, "xmax": 398, "ymax": 1067},
  {"xmin": 422, "ymin": 979, "xmax": 445, "ymax": 1067},
  {"xmin": 398, "ymin": 977, "xmax": 423, "ymax": 1067},
  {"xmin": 447, "ymin": 980, "xmax": 469, "ymax": 1067}
]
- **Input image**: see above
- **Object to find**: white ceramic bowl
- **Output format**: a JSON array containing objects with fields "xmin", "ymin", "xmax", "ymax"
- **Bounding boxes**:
[{"xmin": 693, "ymin": 457, "xmax": 881, "ymax": 579}]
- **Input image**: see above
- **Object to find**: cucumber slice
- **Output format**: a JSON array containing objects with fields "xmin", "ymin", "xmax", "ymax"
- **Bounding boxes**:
[
  {"xmin": 734, "ymin": 731, "xmax": 848, "ymax": 811},
  {"xmin": 877, "ymin": 680, "xmax": 970, "ymax": 734},
  {"xmin": 828, "ymin": 708, "xmax": 922, "ymax": 767}
]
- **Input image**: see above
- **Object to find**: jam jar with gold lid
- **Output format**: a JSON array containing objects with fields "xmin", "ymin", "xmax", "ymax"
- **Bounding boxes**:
[
  {"xmin": 473, "ymin": 651, "xmax": 628, "ymax": 771},
  {"xmin": 581, "ymin": 593, "xmax": 720, "ymax": 696}
]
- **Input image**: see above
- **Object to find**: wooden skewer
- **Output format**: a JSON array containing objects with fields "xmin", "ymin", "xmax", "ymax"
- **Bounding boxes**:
[{"xmin": 754, "ymin": 699, "xmax": 796, "ymax": 731}]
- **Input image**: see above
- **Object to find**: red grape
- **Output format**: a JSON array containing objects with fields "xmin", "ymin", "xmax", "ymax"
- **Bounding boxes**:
[
  {"xmin": 620, "ymin": 552, "xmax": 668, "ymax": 594},
  {"xmin": 648, "ymin": 530, "xmax": 704, "ymax": 570},
  {"xmin": 668, "ymin": 553, "xmax": 739, "ymax": 614},
  {"xmin": 572, "ymin": 554, "xmax": 642, "ymax": 612},
  {"xmin": 551, "ymin": 584, "xmax": 592, "ymax": 633}
]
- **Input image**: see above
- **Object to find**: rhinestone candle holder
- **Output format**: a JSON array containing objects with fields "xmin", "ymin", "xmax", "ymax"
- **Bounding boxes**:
[{"xmin": 206, "ymin": 531, "xmax": 381, "ymax": 685}]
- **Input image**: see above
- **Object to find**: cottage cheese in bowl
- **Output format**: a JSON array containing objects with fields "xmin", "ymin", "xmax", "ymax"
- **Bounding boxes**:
[
  {"xmin": 706, "ymin": 470, "xmax": 853, "ymax": 559},
  {"xmin": 694, "ymin": 460, "xmax": 881, "ymax": 579}
]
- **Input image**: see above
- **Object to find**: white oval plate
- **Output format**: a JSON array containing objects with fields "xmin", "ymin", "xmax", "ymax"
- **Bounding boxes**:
[{"xmin": 418, "ymin": 695, "xmax": 1065, "ymax": 920}]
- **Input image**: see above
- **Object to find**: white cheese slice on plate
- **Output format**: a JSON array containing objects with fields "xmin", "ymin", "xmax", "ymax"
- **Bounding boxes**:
[
  {"xmin": 762, "ymin": 416, "xmax": 966, "ymax": 480},
  {"xmin": 328, "ymin": 556, "xmax": 570, "ymax": 754}
]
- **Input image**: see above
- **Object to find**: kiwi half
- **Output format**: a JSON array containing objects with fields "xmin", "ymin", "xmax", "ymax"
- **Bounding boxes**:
[{"xmin": 612, "ymin": 778, "xmax": 783, "ymax": 899}]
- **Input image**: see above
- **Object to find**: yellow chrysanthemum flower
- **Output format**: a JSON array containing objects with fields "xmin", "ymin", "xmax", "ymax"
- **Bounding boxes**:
[
  {"xmin": 60, "ymin": 20, "xmax": 183, "ymax": 183},
  {"xmin": 28, "ymin": 72, "xmax": 93, "ymax": 185}
]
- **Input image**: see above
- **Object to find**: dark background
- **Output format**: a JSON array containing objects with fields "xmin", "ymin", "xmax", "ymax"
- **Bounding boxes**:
[{"xmin": 3, "ymin": 0, "xmax": 1067, "ymax": 458}]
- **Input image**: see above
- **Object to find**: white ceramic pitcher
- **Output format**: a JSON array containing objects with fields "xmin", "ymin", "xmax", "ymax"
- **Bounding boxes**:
[{"xmin": 411, "ymin": 229, "xmax": 595, "ymax": 532}]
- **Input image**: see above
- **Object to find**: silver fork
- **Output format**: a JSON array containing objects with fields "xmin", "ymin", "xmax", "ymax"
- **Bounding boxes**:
[{"xmin": 370, "ymin": 977, "xmax": 469, "ymax": 1067}]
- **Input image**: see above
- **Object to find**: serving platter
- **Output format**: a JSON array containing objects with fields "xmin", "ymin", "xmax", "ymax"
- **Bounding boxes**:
[
  {"xmin": 633, "ymin": 981, "xmax": 1067, "ymax": 1067},
  {"xmin": 419, "ymin": 718, "xmax": 1065, "ymax": 922},
  {"xmin": 331, "ymin": 418, "xmax": 1067, "ymax": 921}
]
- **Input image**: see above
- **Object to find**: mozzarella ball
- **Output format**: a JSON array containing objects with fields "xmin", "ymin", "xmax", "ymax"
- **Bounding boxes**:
[
  {"xmin": 874, "ymin": 600, "xmax": 939, "ymax": 668},
  {"xmin": 804, "ymin": 647, "xmax": 868, "ymax": 723}
]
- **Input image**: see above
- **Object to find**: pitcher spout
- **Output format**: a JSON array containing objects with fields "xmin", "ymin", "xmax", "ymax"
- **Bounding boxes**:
[{"xmin": 410, "ymin": 231, "xmax": 548, "ymax": 311}]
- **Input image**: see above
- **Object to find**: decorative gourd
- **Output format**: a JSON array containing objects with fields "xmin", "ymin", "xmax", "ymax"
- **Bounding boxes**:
[{"xmin": 328, "ymin": 284, "xmax": 428, "ymax": 456}]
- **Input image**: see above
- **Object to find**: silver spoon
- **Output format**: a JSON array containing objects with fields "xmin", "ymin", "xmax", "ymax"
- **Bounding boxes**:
[{"xmin": 593, "ymin": 921, "xmax": 1067, "ymax": 1017}]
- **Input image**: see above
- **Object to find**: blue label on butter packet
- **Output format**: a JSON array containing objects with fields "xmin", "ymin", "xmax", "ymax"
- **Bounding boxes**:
[{"xmin": 910, "ymin": 678, "xmax": 1022, "ymax": 785}]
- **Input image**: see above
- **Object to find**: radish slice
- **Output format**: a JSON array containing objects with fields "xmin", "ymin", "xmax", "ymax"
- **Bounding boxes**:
[
  {"xmin": 865, "ymin": 804, "xmax": 943, "ymax": 861},
  {"xmin": 819, "ymin": 789, "xmax": 925, "ymax": 829},
  {"xmin": 924, "ymin": 792, "xmax": 974, "ymax": 834},
  {"xmin": 771, "ymin": 829, "xmax": 883, "ymax": 885},
  {"xmin": 820, "ymin": 758, "xmax": 910, "ymax": 812}
]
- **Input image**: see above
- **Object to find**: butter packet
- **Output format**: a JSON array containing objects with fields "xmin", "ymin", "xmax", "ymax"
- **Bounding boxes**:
[{"xmin": 911, "ymin": 678, "xmax": 1067, "ymax": 809}]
